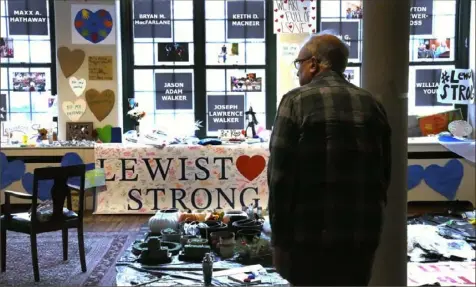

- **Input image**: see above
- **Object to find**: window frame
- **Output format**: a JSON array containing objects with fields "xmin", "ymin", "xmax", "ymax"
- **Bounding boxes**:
[
  {"xmin": 0, "ymin": 0, "xmax": 57, "ymax": 122},
  {"xmin": 121, "ymin": 0, "xmax": 277, "ymax": 138}
]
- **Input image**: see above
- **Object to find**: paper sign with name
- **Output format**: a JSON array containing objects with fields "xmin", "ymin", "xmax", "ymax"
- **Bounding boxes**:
[
  {"xmin": 62, "ymin": 99, "xmax": 87, "ymax": 122},
  {"xmin": 88, "ymin": 56, "xmax": 113, "ymax": 80},
  {"xmin": 207, "ymin": 95, "xmax": 245, "ymax": 132},
  {"xmin": 219, "ymin": 129, "xmax": 243, "ymax": 139},
  {"xmin": 321, "ymin": 21, "xmax": 359, "ymax": 59},
  {"xmin": 69, "ymin": 77, "xmax": 87, "ymax": 97},
  {"xmin": 133, "ymin": 0, "xmax": 172, "ymax": 38},
  {"xmin": 274, "ymin": 0, "xmax": 317, "ymax": 34},
  {"xmin": 155, "ymin": 72, "xmax": 193, "ymax": 110},
  {"xmin": 410, "ymin": 0, "xmax": 433, "ymax": 35},
  {"xmin": 94, "ymin": 144, "xmax": 269, "ymax": 214},
  {"xmin": 415, "ymin": 69, "xmax": 451, "ymax": 106},
  {"xmin": 437, "ymin": 69, "xmax": 475, "ymax": 105},
  {"xmin": 227, "ymin": 0, "xmax": 265, "ymax": 40},
  {"xmin": 8, "ymin": 0, "xmax": 48, "ymax": 36}
]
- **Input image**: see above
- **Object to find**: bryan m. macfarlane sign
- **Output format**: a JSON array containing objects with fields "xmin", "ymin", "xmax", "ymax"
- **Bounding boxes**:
[
  {"xmin": 7, "ymin": 0, "xmax": 48, "ymax": 36},
  {"xmin": 155, "ymin": 72, "xmax": 193, "ymax": 110},
  {"xmin": 227, "ymin": 0, "xmax": 265, "ymax": 40},
  {"xmin": 133, "ymin": 0, "xmax": 172, "ymax": 38},
  {"xmin": 94, "ymin": 145, "xmax": 269, "ymax": 214},
  {"xmin": 437, "ymin": 69, "xmax": 475, "ymax": 105},
  {"xmin": 410, "ymin": 0, "xmax": 433, "ymax": 35},
  {"xmin": 415, "ymin": 69, "xmax": 451, "ymax": 106},
  {"xmin": 321, "ymin": 21, "xmax": 359, "ymax": 59},
  {"xmin": 207, "ymin": 95, "xmax": 245, "ymax": 132}
]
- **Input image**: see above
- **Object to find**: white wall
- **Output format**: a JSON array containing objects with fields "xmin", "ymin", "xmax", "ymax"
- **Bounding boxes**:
[{"xmin": 468, "ymin": 0, "xmax": 475, "ymax": 138}]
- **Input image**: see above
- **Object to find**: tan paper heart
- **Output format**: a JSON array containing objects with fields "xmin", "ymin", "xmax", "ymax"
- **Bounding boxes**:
[
  {"xmin": 62, "ymin": 98, "xmax": 86, "ymax": 122},
  {"xmin": 57, "ymin": 47, "xmax": 85, "ymax": 78},
  {"xmin": 85, "ymin": 89, "xmax": 115, "ymax": 122}
]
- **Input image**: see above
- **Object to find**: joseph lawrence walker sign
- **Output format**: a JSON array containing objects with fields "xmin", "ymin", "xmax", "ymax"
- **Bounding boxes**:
[{"xmin": 94, "ymin": 144, "xmax": 269, "ymax": 214}]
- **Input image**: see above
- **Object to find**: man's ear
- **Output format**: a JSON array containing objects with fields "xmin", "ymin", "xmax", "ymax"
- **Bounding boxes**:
[{"xmin": 310, "ymin": 56, "xmax": 319, "ymax": 73}]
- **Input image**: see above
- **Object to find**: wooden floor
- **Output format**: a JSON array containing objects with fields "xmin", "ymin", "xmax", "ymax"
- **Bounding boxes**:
[{"xmin": 83, "ymin": 211, "xmax": 150, "ymax": 232}]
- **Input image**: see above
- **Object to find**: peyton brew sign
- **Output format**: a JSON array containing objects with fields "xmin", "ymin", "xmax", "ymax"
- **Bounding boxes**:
[{"xmin": 94, "ymin": 144, "xmax": 269, "ymax": 214}]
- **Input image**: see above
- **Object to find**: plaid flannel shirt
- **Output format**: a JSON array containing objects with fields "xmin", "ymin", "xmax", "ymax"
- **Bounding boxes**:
[{"xmin": 268, "ymin": 71, "xmax": 392, "ymax": 250}]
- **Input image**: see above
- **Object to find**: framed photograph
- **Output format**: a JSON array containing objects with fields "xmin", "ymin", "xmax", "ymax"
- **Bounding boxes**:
[
  {"xmin": 157, "ymin": 43, "xmax": 190, "ymax": 62},
  {"xmin": 0, "ymin": 37, "xmax": 14, "ymax": 58},
  {"xmin": 66, "ymin": 122, "xmax": 94, "ymax": 141},
  {"xmin": 415, "ymin": 38, "xmax": 451, "ymax": 60},
  {"xmin": 230, "ymin": 73, "xmax": 262, "ymax": 92},
  {"xmin": 12, "ymin": 72, "xmax": 46, "ymax": 92}
]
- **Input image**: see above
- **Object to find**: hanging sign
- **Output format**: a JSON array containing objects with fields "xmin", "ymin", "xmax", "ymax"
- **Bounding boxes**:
[
  {"xmin": 437, "ymin": 69, "xmax": 475, "ymax": 105},
  {"xmin": 273, "ymin": 0, "xmax": 317, "ymax": 34}
]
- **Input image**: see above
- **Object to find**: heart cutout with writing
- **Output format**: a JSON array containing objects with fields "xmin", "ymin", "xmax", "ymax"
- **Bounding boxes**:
[
  {"xmin": 69, "ymin": 77, "xmax": 87, "ymax": 97},
  {"xmin": 61, "ymin": 152, "xmax": 95, "ymax": 186},
  {"xmin": 85, "ymin": 89, "xmax": 115, "ymax": 122},
  {"xmin": 236, "ymin": 155, "xmax": 266, "ymax": 181},
  {"xmin": 62, "ymin": 98, "xmax": 87, "ymax": 122},
  {"xmin": 407, "ymin": 165, "xmax": 424, "ymax": 190},
  {"xmin": 74, "ymin": 8, "xmax": 113, "ymax": 44},
  {"xmin": 57, "ymin": 47, "xmax": 85, "ymax": 78},
  {"xmin": 0, "ymin": 152, "xmax": 26, "ymax": 189},
  {"xmin": 96, "ymin": 125, "xmax": 113, "ymax": 143},
  {"xmin": 423, "ymin": 159, "xmax": 464, "ymax": 200}
]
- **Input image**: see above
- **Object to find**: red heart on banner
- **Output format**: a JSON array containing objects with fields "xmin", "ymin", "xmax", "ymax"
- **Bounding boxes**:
[
  {"xmin": 236, "ymin": 155, "xmax": 266, "ymax": 181},
  {"xmin": 277, "ymin": 28, "xmax": 281, "ymax": 32},
  {"xmin": 274, "ymin": 8, "xmax": 278, "ymax": 12}
]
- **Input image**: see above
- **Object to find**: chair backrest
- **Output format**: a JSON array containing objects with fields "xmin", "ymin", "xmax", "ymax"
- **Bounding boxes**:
[{"xmin": 32, "ymin": 165, "xmax": 86, "ymax": 222}]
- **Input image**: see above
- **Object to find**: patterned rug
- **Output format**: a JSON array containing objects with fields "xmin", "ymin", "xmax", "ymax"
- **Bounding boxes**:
[{"xmin": 0, "ymin": 230, "xmax": 137, "ymax": 286}]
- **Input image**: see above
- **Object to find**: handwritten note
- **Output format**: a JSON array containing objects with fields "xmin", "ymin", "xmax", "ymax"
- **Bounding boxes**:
[
  {"xmin": 88, "ymin": 56, "xmax": 113, "ymax": 80},
  {"xmin": 62, "ymin": 99, "xmax": 87, "ymax": 122},
  {"xmin": 274, "ymin": 0, "xmax": 317, "ymax": 34}
]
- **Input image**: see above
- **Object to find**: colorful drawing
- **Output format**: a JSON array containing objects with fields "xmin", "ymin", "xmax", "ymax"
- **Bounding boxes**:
[{"xmin": 73, "ymin": 8, "xmax": 113, "ymax": 44}]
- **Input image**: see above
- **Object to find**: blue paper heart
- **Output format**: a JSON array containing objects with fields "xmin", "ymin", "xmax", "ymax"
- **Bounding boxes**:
[
  {"xmin": 21, "ymin": 172, "xmax": 54, "ymax": 201},
  {"xmin": 0, "ymin": 152, "xmax": 26, "ymax": 189},
  {"xmin": 61, "ymin": 152, "xmax": 95, "ymax": 186},
  {"xmin": 407, "ymin": 165, "xmax": 425, "ymax": 190},
  {"xmin": 74, "ymin": 9, "xmax": 113, "ymax": 44},
  {"xmin": 423, "ymin": 159, "xmax": 464, "ymax": 200}
]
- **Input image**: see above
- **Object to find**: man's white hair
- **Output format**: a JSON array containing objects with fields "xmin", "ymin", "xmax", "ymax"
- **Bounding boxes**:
[{"xmin": 302, "ymin": 31, "xmax": 350, "ymax": 73}]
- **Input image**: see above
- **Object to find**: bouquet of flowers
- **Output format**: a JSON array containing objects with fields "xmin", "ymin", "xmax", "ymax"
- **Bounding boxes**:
[{"xmin": 127, "ymin": 105, "xmax": 146, "ymax": 122}]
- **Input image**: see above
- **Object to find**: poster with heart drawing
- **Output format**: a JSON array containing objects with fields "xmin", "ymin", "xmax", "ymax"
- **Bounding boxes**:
[
  {"xmin": 71, "ymin": 4, "xmax": 116, "ymax": 45},
  {"xmin": 274, "ymin": 0, "xmax": 317, "ymax": 34}
]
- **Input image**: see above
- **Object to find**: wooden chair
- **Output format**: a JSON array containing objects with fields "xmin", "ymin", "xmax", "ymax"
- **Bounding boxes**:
[{"xmin": 1, "ymin": 165, "xmax": 87, "ymax": 282}]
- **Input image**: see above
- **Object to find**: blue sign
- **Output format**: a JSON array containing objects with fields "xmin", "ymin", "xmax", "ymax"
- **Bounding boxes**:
[
  {"xmin": 155, "ymin": 73, "xmax": 193, "ymax": 110},
  {"xmin": 207, "ymin": 95, "xmax": 245, "ymax": 132},
  {"xmin": 227, "ymin": 0, "xmax": 265, "ymax": 40}
]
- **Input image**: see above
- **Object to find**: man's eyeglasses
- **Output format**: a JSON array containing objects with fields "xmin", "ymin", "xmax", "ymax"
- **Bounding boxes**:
[{"xmin": 293, "ymin": 57, "xmax": 312, "ymax": 69}]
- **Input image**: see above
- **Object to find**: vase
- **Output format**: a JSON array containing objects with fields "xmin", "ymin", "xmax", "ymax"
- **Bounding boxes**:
[
  {"xmin": 222, "ymin": 210, "xmax": 248, "ymax": 225},
  {"xmin": 148, "ymin": 208, "xmax": 180, "ymax": 234}
]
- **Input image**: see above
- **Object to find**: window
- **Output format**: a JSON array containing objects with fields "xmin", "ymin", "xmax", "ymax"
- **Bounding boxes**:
[
  {"xmin": 408, "ymin": 0, "xmax": 457, "ymax": 116},
  {"xmin": 132, "ymin": 0, "xmax": 195, "ymax": 131},
  {"xmin": 129, "ymin": 0, "xmax": 271, "ymax": 137},
  {"xmin": 205, "ymin": 0, "xmax": 267, "ymax": 136},
  {"xmin": 0, "ymin": 0, "xmax": 55, "ymax": 123},
  {"xmin": 320, "ymin": 0, "xmax": 362, "ymax": 87}
]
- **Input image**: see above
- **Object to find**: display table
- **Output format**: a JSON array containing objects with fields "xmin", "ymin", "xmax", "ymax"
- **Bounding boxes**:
[
  {"xmin": 95, "ymin": 143, "xmax": 269, "ymax": 214},
  {"xmin": 115, "ymin": 225, "xmax": 288, "ymax": 286}
]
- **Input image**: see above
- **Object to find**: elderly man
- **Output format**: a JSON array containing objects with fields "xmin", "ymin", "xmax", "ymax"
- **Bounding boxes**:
[{"xmin": 267, "ymin": 34, "xmax": 392, "ymax": 286}]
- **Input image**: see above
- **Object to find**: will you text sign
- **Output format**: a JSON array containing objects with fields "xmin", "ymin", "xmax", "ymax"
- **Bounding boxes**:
[
  {"xmin": 94, "ymin": 144, "xmax": 269, "ymax": 214},
  {"xmin": 274, "ymin": 0, "xmax": 317, "ymax": 34}
]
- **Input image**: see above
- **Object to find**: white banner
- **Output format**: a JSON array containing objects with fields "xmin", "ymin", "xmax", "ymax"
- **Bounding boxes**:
[
  {"xmin": 408, "ymin": 262, "xmax": 475, "ymax": 286},
  {"xmin": 94, "ymin": 144, "xmax": 269, "ymax": 214},
  {"xmin": 437, "ymin": 69, "xmax": 475, "ymax": 104},
  {"xmin": 273, "ymin": 0, "xmax": 317, "ymax": 34}
]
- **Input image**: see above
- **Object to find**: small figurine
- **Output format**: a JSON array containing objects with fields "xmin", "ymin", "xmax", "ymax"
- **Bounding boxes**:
[{"xmin": 245, "ymin": 106, "xmax": 258, "ymax": 138}]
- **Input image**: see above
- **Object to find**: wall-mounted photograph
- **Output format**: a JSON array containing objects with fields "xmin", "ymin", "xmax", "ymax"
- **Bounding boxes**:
[
  {"xmin": 12, "ymin": 72, "xmax": 46, "ymax": 92},
  {"xmin": 157, "ymin": 42, "xmax": 190, "ymax": 62},
  {"xmin": 231, "ymin": 73, "xmax": 262, "ymax": 92},
  {"xmin": 0, "ymin": 37, "xmax": 14, "ymax": 58}
]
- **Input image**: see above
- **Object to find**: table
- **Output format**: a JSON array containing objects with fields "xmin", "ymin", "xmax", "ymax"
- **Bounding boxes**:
[
  {"xmin": 115, "ymin": 226, "xmax": 289, "ymax": 286},
  {"xmin": 94, "ymin": 143, "xmax": 269, "ymax": 214}
]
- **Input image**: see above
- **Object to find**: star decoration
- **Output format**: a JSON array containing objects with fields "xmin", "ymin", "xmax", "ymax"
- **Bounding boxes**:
[{"xmin": 440, "ymin": 71, "xmax": 450, "ymax": 84}]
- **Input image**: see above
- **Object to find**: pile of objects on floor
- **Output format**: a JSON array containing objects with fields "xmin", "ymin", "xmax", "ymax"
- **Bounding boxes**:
[{"xmin": 407, "ymin": 210, "xmax": 475, "ymax": 263}]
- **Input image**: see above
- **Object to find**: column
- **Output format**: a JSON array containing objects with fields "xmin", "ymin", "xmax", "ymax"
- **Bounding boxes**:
[{"xmin": 361, "ymin": 0, "xmax": 410, "ymax": 286}]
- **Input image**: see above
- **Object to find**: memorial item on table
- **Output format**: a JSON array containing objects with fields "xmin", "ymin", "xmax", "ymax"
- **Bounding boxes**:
[
  {"xmin": 136, "ymin": 237, "xmax": 173, "ymax": 264},
  {"xmin": 209, "ymin": 231, "xmax": 233, "ymax": 251},
  {"xmin": 160, "ymin": 228, "xmax": 181, "ymax": 242},
  {"xmin": 132, "ymin": 238, "xmax": 181, "ymax": 256},
  {"xmin": 234, "ymin": 237, "xmax": 272, "ymax": 265},
  {"xmin": 218, "ymin": 232, "xmax": 235, "ymax": 259},
  {"xmin": 37, "ymin": 128, "xmax": 48, "ymax": 141},
  {"xmin": 236, "ymin": 229, "xmax": 261, "ymax": 243},
  {"xmin": 127, "ymin": 102, "xmax": 146, "ymax": 134},
  {"xmin": 202, "ymin": 253, "xmax": 214, "ymax": 286},
  {"xmin": 448, "ymin": 120, "xmax": 472, "ymax": 138},
  {"xmin": 231, "ymin": 219, "xmax": 264, "ymax": 235},
  {"xmin": 178, "ymin": 243, "xmax": 212, "ymax": 262},
  {"xmin": 245, "ymin": 106, "xmax": 259, "ymax": 138},
  {"xmin": 180, "ymin": 234, "xmax": 197, "ymax": 245},
  {"xmin": 222, "ymin": 210, "xmax": 248, "ymax": 225},
  {"xmin": 178, "ymin": 209, "xmax": 211, "ymax": 222},
  {"xmin": 66, "ymin": 122, "xmax": 94, "ymax": 141},
  {"xmin": 148, "ymin": 208, "xmax": 181, "ymax": 234},
  {"xmin": 206, "ymin": 210, "xmax": 225, "ymax": 221},
  {"xmin": 181, "ymin": 221, "xmax": 201, "ymax": 236},
  {"xmin": 418, "ymin": 108, "xmax": 463, "ymax": 136},
  {"xmin": 197, "ymin": 220, "xmax": 228, "ymax": 239}
]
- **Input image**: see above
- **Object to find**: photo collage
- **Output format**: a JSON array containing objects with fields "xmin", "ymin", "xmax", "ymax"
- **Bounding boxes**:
[
  {"xmin": 12, "ymin": 72, "xmax": 46, "ymax": 92},
  {"xmin": 231, "ymin": 73, "xmax": 262, "ymax": 92},
  {"xmin": 0, "ymin": 37, "xmax": 14, "ymax": 58},
  {"xmin": 157, "ymin": 42, "xmax": 190, "ymax": 62}
]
